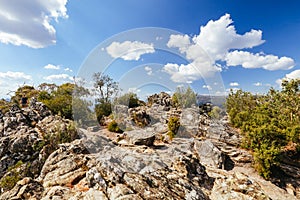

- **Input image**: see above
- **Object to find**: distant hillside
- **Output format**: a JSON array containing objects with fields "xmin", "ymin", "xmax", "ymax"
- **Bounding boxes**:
[{"xmin": 197, "ymin": 95, "xmax": 226, "ymax": 108}]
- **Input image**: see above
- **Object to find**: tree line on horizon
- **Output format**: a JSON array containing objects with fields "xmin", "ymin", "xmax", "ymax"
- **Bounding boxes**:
[{"xmin": 0, "ymin": 72, "xmax": 209, "ymax": 123}]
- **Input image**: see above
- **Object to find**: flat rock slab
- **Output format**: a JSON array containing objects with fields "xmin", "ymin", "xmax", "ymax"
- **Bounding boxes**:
[{"xmin": 125, "ymin": 129, "xmax": 156, "ymax": 146}]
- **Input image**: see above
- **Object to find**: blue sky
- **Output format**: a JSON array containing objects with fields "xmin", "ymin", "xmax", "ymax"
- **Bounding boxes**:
[{"xmin": 0, "ymin": 0, "xmax": 300, "ymax": 99}]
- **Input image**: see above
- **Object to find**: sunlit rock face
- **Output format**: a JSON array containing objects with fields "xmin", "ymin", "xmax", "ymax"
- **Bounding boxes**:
[{"xmin": 0, "ymin": 95, "xmax": 298, "ymax": 200}]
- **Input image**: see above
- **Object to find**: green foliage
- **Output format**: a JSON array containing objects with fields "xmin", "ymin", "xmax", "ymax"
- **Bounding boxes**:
[
  {"xmin": 0, "ymin": 99, "xmax": 13, "ymax": 114},
  {"xmin": 226, "ymin": 79, "xmax": 300, "ymax": 179},
  {"xmin": 92, "ymin": 72, "xmax": 119, "ymax": 123},
  {"xmin": 226, "ymin": 89, "xmax": 256, "ymax": 128},
  {"xmin": 93, "ymin": 72, "xmax": 118, "ymax": 104},
  {"xmin": 171, "ymin": 94, "xmax": 179, "ymax": 108},
  {"xmin": 209, "ymin": 106, "xmax": 222, "ymax": 120},
  {"xmin": 38, "ymin": 83, "xmax": 92, "ymax": 121},
  {"xmin": 38, "ymin": 83, "xmax": 74, "ymax": 119},
  {"xmin": 10, "ymin": 85, "xmax": 39, "ymax": 106},
  {"xmin": 0, "ymin": 161, "xmax": 25, "ymax": 191},
  {"xmin": 167, "ymin": 116, "xmax": 180, "ymax": 140},
  {"xmin": 253, "ymin": 143, "xmax": 280, "ymax": 179},
  {"xmin": 172, "ymin": 86, "xmax": 197, "ymax": 108},
  {"xmin": 7, "ymin": 160, "xmax": 24, "ymax": 171},
  {"xmin": 95, "ymin": 102, "xmax": 112, "ymax": 124},
  {"xmin": 0, "ymin": 172, "xmax": 22, "ymax": 191},
  {"xmin": 114, "ymin": 92, "xmax": 140, "ymax": 108},
  {"xmin": 41, "ymin": 121, "xmax": 78, "ymax": 154},
  {"xmin": 108, "ymin": 120, "xmax": 123, "ymax": 133},
  {"xmin": 32, "ymin": 140, "xmax": 46, "ymax": 152}
]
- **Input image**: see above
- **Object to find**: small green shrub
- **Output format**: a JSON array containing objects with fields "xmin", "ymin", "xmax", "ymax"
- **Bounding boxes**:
[
  {"xmin": 108, "ymin": 120, "xmax": 123, "ymax": 133},
  {"xmin": 32, "ymin": 140, "xmax": 46, "ymax": 152},
  {"xmin": 0, "ymin": 161, "xmax": 25, "ymax": 191},
  {"xmin": 0, "ymin": 173, "xmax": 21, "ymax": 191},
  {"xmin": 209, "ymin": 106, "xmax": 222, "ymax": 120},
  {"xmin": 41, "ymin": 121, "xmax": 78, "ymax": 157},
  {"xmin": 114, "ymin": 92, "xmax": 140, "ymax": 108},
  {"xmin": 167, "ymin": 116, "xmax": 180, "ymax": 140},
  {"xmin": 253, "ymin": 143, "xmax": 280, "ymax": 179},
  {"xmin": 95, "ymin": 102, "xmax": 112, "ymax": 124}
]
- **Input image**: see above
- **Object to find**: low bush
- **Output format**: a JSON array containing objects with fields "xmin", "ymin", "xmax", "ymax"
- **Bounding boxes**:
[
  {"xmin": 108, "ymin": 120, "xmax": 123, "ymax": 133},
  {"xmin": 167, "ymin": 116, "xmax": 180, "ymax": 140}
]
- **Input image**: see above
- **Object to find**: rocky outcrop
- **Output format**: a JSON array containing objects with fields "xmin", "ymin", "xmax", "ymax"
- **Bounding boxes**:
[
  {"xmin": 128, "ymin": 107, "xmax": 151, "ymax": 127},
  {"xmin": 7, "ymin": 135, "xmax": 214, "ymax": 199},
  {"xmin": 147, "ymin": 92, "xmax": 173, "ymax": 108},
  {"xmin": 0, "ymin": 95, "xmax": 299, "ymax": 199},
  {"xmin": 207, "ymin": 168, "xmax": 270, "ymax": 200},
  {"xmin": 3, "ymin": 131, "xmax": 297, "ymax": 199},
  {"xmin": 0, "ymin": 100, "xmax": 78, "ymax": 196},
  {"xmin": 0, "ymin": 101, "xmax": 52, "ymax": 179}
]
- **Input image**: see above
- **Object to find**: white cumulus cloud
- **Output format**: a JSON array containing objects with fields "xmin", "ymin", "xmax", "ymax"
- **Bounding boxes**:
[
  {"xmin": 202, "ymin": 85, "xmax": 212, "ymax": 90},
  {"xmin": 284, "ymin": 69, "xmax": 300, "ymax": 80},
  {"xmin": 254, "ymin": 82, "xmax": 262, "ymax": 86},
  {"xmin": 44, "ymin": 64, "xmax": 60, "ymax": 70},
  {"xmin": 144, "ymin": 66, "xmax": 153, "ymax": 75},
  {"xmin": 64, "ymin": 67, "xmax": 73, "ymax": 72},
  {"xmin": 0, "ymin": 71, "xmax": 33, "ymax": 97},
  {"xmin": 167, "ymin": 34, "xmax": 191, "ymax": 53},
  {"xmin": 162, "ymin": 62, "xmax": 220, "ymax": 83},
  {"xmin": 106, "ymin": 41, "xmax": 155, "ymax": 61},
  {"xmin": 192, "ymin": 13, "xmax": 265, "ymax": 61},
  {"xmin": 164, "ymin": 14, "xmax": 294, "ymax": 83},
  {"xmin": 277, "ymin": 69, "xmax": 300, "ymax": 86},
  {"xmin": 0, "ymin": 71, "xmax": 32, "ymax": 80},
  {"xmin": 44, "ymin": 74, "xmax": 73, "ymax": 81},
  {"xmin": 229, "ymin": 82, "xmax": 239, "ymax": 86},
  {"xmin": 0, "ymin": 0, "xmax": 68, "ymax": 48},
  {"xmin": 225, "ymin": 51, "xmax": 295, "ymax": 70}
]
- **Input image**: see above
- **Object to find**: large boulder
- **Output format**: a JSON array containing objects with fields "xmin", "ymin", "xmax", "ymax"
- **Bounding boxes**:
[
  {"xmin": 125, "ymin": 129, "xmax": 155, "ymax": 146},
  {"xmin": 194, "ymin": 140, "xmax": 225, "ymax": 169},
  {"xmin": 178, "ymin": 107, "xmax": 202, "ymax": 137},
  {"xmin": 37, "ymin": 140, "xmax": 90, "ymax": 188}
]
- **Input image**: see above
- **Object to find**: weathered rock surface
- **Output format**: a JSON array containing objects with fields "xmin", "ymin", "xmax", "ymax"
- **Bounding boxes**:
[
  {"xmin": 124, "ymin": 129, "xmax": 155, "ymax": 146},
  {"xmin": 3, "ymin": 132, "xmax": 297, "ymax": 199},
  {"xmin": 194, "ymin": 139, "xmax": 224, "ymax": 169},
  {"xmin": 0, "ymin": 100, "xmax": 78, "ymax": 197},
  {"xmin": 0, "ymin": 95, "xmax": 299, "ymax": 199},
  {"xmin": 0, "ymin": 177, "xmax": 43, "ymax": 200},
  {"xmin": 147, "ymin": 92, "xmax": 173, "ymax": 108}
]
